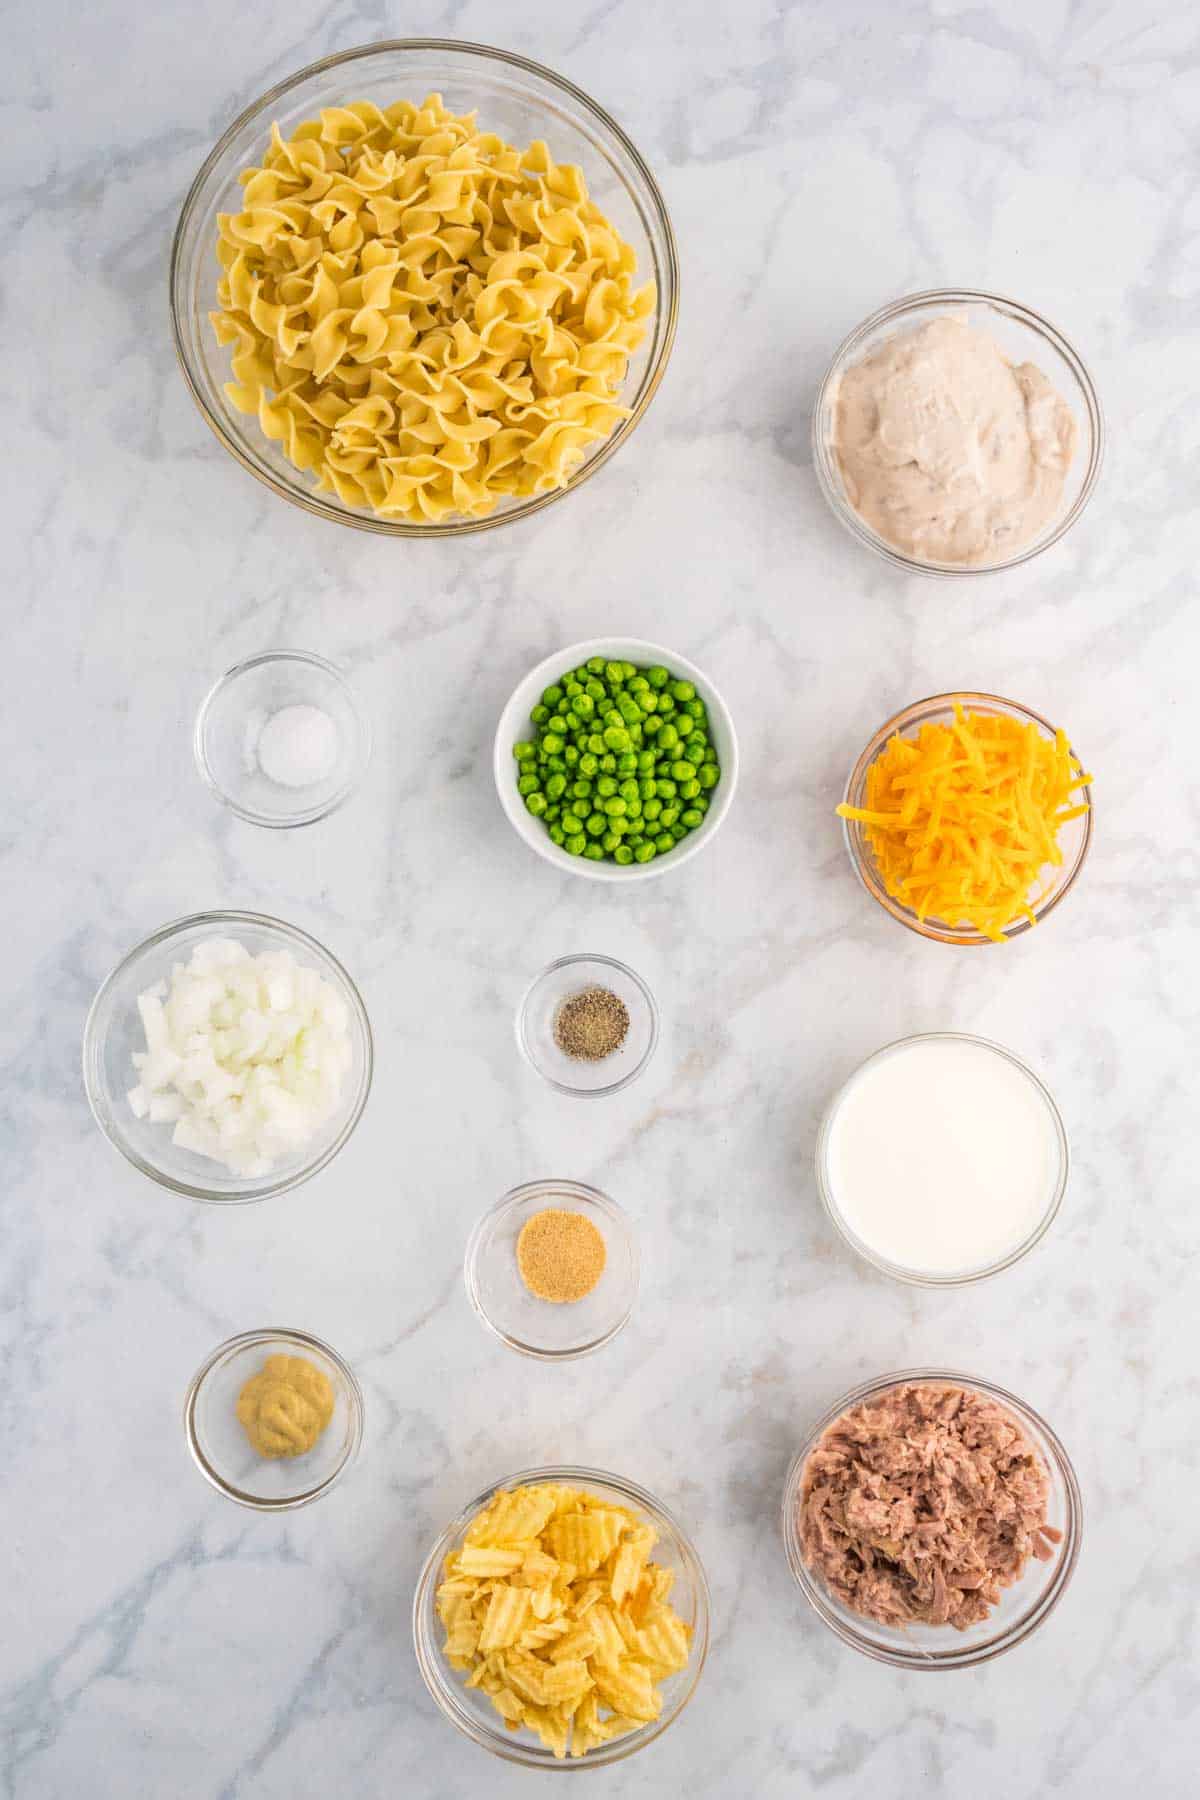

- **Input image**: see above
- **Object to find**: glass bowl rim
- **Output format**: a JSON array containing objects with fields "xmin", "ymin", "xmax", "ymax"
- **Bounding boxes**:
[
  {"xmin": 168, "ymin": 37, "xmax": 679, "ymax": 539},
  {"xmin": 841, "ymin": 689, "xmax": 1094, "ymax": 945},
  {"xmin": 815, "ymin": 1030, "xmax": 1070, "ymax": 1287},
  {"xmin": 811, "ymin": 287, "xmax": 1105, "ymax": 576},
  {"xmin": 516, "ymin": 953, "xmax": 660, "ymax": 1096},
  {"xmin": 780, "ymin": 1366, "xmax": 1083, "ymax": 1669},
  {"xmin": 81, "ymin": 908, "xmax": 374, "ymax": 1203},
  {"xmin": 412, "ymin": 1460, "xmax": 711, "ymax": 1767},
  {"xmin": 463, "ymin": 1177, "xmax": 639, "ymax": 1361},
  {"xmin": 183, "ymin": 1325, "xmax": 365, "ymax": 1511},
  {"xmin": 193, "ymin": 648, "xmax": 372, "ymax": 829},
  {"xmin": 492, "ymin": 635, "xmax": 740, "ymax": 883}
]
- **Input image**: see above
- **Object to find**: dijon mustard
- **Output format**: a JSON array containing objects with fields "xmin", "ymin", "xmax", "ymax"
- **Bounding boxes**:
[{"xmin": 235, "ymin": 1354, "xmax": 334, "ymax": 1459}]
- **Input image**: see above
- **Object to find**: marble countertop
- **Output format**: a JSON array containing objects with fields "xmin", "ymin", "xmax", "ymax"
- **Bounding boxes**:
[{"xmin": 4, "ymin": 1, "xmax": 1198, "ymax": 1794}]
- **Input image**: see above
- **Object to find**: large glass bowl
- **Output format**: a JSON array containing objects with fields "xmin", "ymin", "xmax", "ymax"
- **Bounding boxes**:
[
  {"xmin": 812, "ymin": 289, "xmax": 1104, "ymax": 576},
  {"xmin": 82, "ymin": 911, "xmax": 372, "ymax": 1203},
  {"xmin": 841, "ymin": 691, "xmax": 1093, "ymax": 945},
  {"xmin": 413, "ymin": 1464, "xmax": 710, "ymax": 1767},
  {"xmin": 170, "ymin": 40, "xmax": 678, "ymax": 537},
  {"xmin": 782, "ymin": 1370, "xmax": 1082, "ymax": 1669}
]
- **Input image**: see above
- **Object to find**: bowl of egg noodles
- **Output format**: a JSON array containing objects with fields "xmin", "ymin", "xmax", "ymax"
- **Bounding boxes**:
[{"xmin": 171, "ymin": 40, "xmax": 678, "ymax": 535}]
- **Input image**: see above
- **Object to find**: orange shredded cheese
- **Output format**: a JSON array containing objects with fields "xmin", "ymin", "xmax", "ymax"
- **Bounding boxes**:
[{"xmin": 837, "ymin": 704, "xmax": 1091, "ymax": 941}]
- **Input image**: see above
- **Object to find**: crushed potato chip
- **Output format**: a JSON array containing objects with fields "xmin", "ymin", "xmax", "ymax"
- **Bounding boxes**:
[{"xmin": 435, "ymin": 1482, "xmax": 693, "ymax": 1758}]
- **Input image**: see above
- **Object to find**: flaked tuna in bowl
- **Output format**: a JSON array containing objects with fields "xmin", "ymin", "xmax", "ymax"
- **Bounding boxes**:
[{"xmin": 781, "ymin": 1370, "xmax": 1081, "ymax": 1669}]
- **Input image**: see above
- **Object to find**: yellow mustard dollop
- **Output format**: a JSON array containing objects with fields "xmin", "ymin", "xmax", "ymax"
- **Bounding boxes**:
[{"xmin": 236, "ymin": 1353, "xmax": 334, "ymax": 1459}]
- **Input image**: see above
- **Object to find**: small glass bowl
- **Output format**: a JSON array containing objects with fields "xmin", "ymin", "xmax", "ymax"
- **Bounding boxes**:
[
  {"xmin": 782, "ymin": 1369, "xmax": 1082, "ymax": 1669},
  {"xmin": 194, "ymin": 650, "xmax": 370, "ymax": 828},
  {"xmin": 184, "ymin": 1327, "xmax": 364, "ymax": 1510},
  {"xmin": 82, "ymin": 911, "xmax": 373, "ymax": 1204},
  {"xmin": 170, "ymin": 40, "xmax": 677, "ymax": 537},
  {"xmin": 518, "ymin": 955, "xmax": 659, "ymax": 1096},
  {"xmin": 812, "ymin": 289, "xmax": 1104, "ymax": 575},
  {"xmin": 464, "ymin": 1179, "xmax": 638, "ymax": 1360},
  {"xmin": 816, "ymin": 1032, "xmax": 1069, "ymax": 1287},
  {"xmin": 842, "ymin": 691, "xmax": 1093, "ymax": 945},
  {"xmin": 413, "ymin": 1463, "xmax": 709, "ymax": 1766}
]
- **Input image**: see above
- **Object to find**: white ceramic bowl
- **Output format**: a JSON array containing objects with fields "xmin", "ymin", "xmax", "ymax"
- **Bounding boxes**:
[{"xmin": 493, "ymin": 638, "xmax": 739, "ymax": 882}]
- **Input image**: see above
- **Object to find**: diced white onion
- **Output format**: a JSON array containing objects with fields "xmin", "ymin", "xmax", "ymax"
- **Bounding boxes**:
[{"xmin": 127, "ymin": 937, "xmax": 354, "ymax": 1175}]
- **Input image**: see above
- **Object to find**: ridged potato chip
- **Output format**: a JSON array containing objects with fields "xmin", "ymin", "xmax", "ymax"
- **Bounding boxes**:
[{"xmin": 434, "ymin": 1481, "xmax": 693, "ymax": 1758}]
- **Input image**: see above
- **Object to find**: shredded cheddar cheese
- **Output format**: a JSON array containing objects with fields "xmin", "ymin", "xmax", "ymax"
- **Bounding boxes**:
[{"xmin": 837, "ymin": 704, "xmax": 1091, "ymax": 941}]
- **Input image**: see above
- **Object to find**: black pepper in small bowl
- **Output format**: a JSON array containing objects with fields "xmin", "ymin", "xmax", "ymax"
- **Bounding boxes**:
[
  {"xmin": 553, "ymin": 987, "xmax": 630, "ymax": 1062},
  {"xmin": 518, "ymin": 954, "xmax": 659, "ymax": 1097}
]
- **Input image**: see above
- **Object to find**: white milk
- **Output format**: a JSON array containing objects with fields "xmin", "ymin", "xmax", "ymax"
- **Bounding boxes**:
[{"xmin": 822, "ymin": 1035, "xmax": 1065, "ymax": 1278}]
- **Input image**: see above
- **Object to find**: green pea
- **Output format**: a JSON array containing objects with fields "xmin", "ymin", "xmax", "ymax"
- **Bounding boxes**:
[
  {"xmin": 616, "ymin": 752, "xmax": 638, "ymax": 776},
  {"xmin": 619, "ymin": 778, "xmax": 640, "ymax": 802},
  {"xmin": 574, "ymin": 693, "xmax": 595, "ymax": 718},
  {"xmin": 513, "ymin": 741, "xmax": 536, "ymax": 762},
  {"xmin": 545, "ymin": 754, "xmax": 566, "ymax": 773},
  {"xmin": 634, "ymin": 841, "xmax": 657, "ymax": 863},
  {"xmin": 563, "ymin": 711, "xmax": 580, "ymax": 732},
  {"xmin": 583, "ymin": 842, "xmax": 605, "ymax": 861},
  {"xmin": 563, "ymin": 678, "xmax": 582, "ymax": 697},
  {"xmin": 685, "ymin": 699, "xmax": 706, "ymax": 721},
  {"xmin": 657, "ymin": 778, "xmax": 677, "ymax": 800},
  {"xmin": 674, "ymin": 714, "xmax": 696, "ymax": 739},
  {"xmin": 530, "ymin": 703, "xmax": 550, "ymax": 725},
  {"xmin": 655, "ymin": 832, "xmax": 674, "ymax": 854},
  {"xmin": 642, "ymin": 715, "xmax": 662, "ymax": 736},
  {"xmin": 572, "ymin": 778, "xmax": 592, "ymax": 800},
  {"xmin": 693, "ymin": 795, "xmax": 710, "ymax": 814},
  {"xmin": 542, "ymin": 685, "xmax": 563, "ymax": 707},
  {"xmin": 614, "ymin": 844, "xmax": 634, "ymax": 865},
  {"xmin": 541, "ymin": 732, "xmax": 564, "ymax": 755},
  {"xmin": 643, "ymin": 797, "xmax": 663, "ymax": 822},
  {"xmin": 698, "ymin": 764, "xmax": 719, "ymax": 789},
  {"xmin": 671, "ymin": 760, "xmax": 697, "ymax": 782},
  {"xmin": 671, "ymin": 823, "xmax": 687, "ymax": 842},
  {"xmin": 659, "ymin": 804, "xmax": 681, "ymax": 828},
  {"xmin": 636, "ymin": 749, "xmax": 655, "ymax": 773},
  {"xmin": 657, "ymin": 692, "xmax": 677, "ymax": 715},
  {"xmin": 679, "ymin": 778, "xmax": 701, "ymax": 800},
  {"xmin": 600, "ymin": 753, "xmax": 617, "ymax": 774},
  {"xmin": 687, "ymin": 734, "xmax": 709, "ymax": 758},
  {"xmin": 647, "ymin": 665, "xmax": 669, "ymax": 689},
  {"xmin": 657, "ymin": 723, "xmax": 679, "ymax": 753},
  {"xmin": 670, "ymin": 679, "xmax": 695, "ymax": 702},
  {"xmin": 545, "ymin": 804, "xmax": 560, "ymax": 822},
  {"xmin": 604, "ymin": 661, "xmax": 626, "ymax": 687},
  {"xmin": 610, "ymin": 814, "xmax": 631, "ymax": 835},
  {"xmin": 548, "ymin": 823, "xmax": 566, "ymax": 845},
  {"xmin": 681, "ymin": 808, "xmax": 703, "ymax": 828},
  {"xmin": 603, "ymin": 727, "xmax": 631, "ymax": 753},
  {"xmin": 625, "ymin": 795, "xmax": 642, "ymax": 818},
  {"xmin": 602, "ymin": 830, "xmax": 620, "ymax": 853},
  {"xmin": 526, "ymin": 793, "xmax": 548, "ymax": 817},
  {"xmin": 617, "ymin": 694, "xmax": 641, "ymax": 725},
  {"xmin": 596, "ymin": 775, "xmax": 617, "ymax": 798},
  {"xmin": 639, "ymin": 778, "xmax": 657, "ymax": 800},
  {"xmin": 603, "ymin": 797, "xmax": 627, "ymax": 817},
  {"xmin": 563, "ymin": 744, "xmax": 580, "ymax": 766},
  {"xmin": 586, "ymin": 655, "xmax": 607, "ymax": 674},
  {"xmin": 517, "ymin": 772, "xmax": 539, "ymax": 796},
  {"xmin": 566, "ymin": 833, "xmax": 586, "ymax": 856},
  {"xmin": 628, "ymin": 723, "xmax": 643, "ymax": 748}
]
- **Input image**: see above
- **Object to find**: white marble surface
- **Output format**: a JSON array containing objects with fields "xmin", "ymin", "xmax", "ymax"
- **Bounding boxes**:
[{"xmin": 3, "ymin": 1, "xmax": 1198, "ymax": 1794}]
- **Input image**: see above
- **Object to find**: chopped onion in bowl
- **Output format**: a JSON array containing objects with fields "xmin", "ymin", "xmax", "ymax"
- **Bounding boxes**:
[{"xmin": 126, "ymin": 937, "xmax": 352, "ymax": 1176}]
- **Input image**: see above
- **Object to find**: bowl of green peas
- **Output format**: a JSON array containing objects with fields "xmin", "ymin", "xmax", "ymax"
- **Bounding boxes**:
[{"xmin": 493, "ymin": 638, "xmax": 739, "ymax": 880}]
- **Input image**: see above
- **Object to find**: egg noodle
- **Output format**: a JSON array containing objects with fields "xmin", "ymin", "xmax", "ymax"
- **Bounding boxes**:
[{"xmin": 211, "ymin": 96, "xmax": 655, "ymax": 522}]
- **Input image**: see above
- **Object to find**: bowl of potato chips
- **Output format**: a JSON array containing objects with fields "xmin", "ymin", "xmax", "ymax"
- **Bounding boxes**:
[{"xmin": 413, "ymin": 1467, "xmax": 710, "ymax": 1767}]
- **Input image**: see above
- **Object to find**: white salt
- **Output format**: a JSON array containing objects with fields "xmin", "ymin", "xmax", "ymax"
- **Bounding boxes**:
[{"xmin": 256, "ymin": 704, "xmax": 339, "ymax": 788}]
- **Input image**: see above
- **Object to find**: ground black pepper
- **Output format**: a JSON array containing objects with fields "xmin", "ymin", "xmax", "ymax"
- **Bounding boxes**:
[{"xmin": 552, "ymin": 986, "xmax": 630, "ymax": 1061}]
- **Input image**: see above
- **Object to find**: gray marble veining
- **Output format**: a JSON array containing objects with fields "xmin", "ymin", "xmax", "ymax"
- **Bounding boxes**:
[{"xmin": 2, "ymin": 1, "xmax": 1198, "ymax": 1794}]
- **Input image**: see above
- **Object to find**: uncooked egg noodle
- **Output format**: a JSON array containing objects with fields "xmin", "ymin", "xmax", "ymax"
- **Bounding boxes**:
[{"xmin": 211, "ymin": 95, "xmax": 655, "ymax": 522}]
